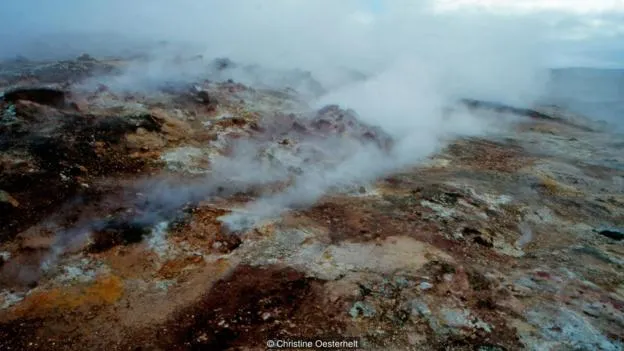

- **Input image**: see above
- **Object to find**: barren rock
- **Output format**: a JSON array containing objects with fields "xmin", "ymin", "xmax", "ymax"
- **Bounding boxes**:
[
  {"xmin": 0, "ymin": 56, "xmax": 623, "ymax": 351},
  {"xmin": 2, "ymin": 87, "xmax": 66, "ymax": 108}
]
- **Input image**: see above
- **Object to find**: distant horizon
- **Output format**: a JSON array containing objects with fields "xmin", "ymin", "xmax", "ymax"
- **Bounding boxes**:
[
  {"xmin": 1, "ymin": 1, "xmax": 624, "ymax": 70},
  {"xmin": 1, "ymin": 34, "xmax": 624, "ymax": 71}
]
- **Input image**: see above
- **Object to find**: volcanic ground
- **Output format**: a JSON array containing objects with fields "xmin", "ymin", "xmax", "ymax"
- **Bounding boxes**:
[{"xmin": 0, "ymin": 55, "xmax": 623, "ymax": 350}]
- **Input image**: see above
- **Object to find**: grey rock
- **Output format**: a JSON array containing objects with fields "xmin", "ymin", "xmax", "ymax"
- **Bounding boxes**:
[
  {"xmin": 419, "ymin": 281, "xmax": 434, "ymax": 290},
  {"xmin": 527, "ymin": 306, "xmax": 623, "ymax": 351},
  {"xmin": 440, "ymin": 308, "xmax": 492, "ymax": 332},
  {"xmin": 349, "ymin": 301, "xmax": 377, "ymax": 319},
  {"xmin": 410, "ymin": 300, "xmax": 431, "ymax": 317}
]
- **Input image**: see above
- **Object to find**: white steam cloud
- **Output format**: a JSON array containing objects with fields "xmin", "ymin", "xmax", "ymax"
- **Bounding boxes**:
[{"xmin": 3, "ymin": 1, "xmax": 556, "ymax": 234}]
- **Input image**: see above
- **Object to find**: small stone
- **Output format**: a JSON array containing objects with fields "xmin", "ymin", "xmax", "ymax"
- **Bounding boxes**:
[
  {"xmin": 394, "ymin": 276, "xmax": 410, "ymax": 288},
  {"xmin": 595, "ymin": 227, "xmax": 624, "ymax": 241},
  {"xmin": 441, "ymin": 308, "xmax": 471, "ymax": 328},
  {"xmin": 582, "ymin": 302, "xmax": 603, "ymax": 317},
  {"xmin": 419, "ymin": 282, "xmax": 433, "ymax": 290},
  {"xmin": 410, "ymin": 300, "xmax": 431, "ymax": 317},
  {"xmin": 197, "ymin": 90, "xmax": 211, "ymax": 104},
  {"xmin": 349, "ymin": 301, "xmax": 376, "ymax": 318},
  {"xmin": 0, "ymin": 190, "xmax": 19, "ymax": 208},
  {"xmin": 407, "ymin": 333, "xmax": 426, "ymax": 345}
]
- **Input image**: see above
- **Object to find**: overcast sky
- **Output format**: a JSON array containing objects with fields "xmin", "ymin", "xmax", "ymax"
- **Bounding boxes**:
[
  {"xmin": 0, "ymin": 0, "xmax": 623, "ymax": 68},
  {"xmin": 440, "ymin": 0, "xmax": 624, "ymax": 66}
]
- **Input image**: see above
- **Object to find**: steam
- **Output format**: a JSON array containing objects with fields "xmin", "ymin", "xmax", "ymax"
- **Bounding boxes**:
[
  {"xmin": 0, "ymin": 1, "xmax": 574, "ymax": 262},
  {"xmin": 2, "ymin": 1, "xmax": 551, "ymax": 99}
]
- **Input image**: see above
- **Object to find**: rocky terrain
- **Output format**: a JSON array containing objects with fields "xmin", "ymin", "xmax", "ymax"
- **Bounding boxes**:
[{"xmin": 0, "ymin": 55, "xmax": 623, "ymax": 351}]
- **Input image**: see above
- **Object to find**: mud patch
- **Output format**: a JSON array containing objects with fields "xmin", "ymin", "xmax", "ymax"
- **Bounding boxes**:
[
  {"xmin": 130, "ymin": 265, "xmax": 343, "ymax": 350},
  {"xmin": 0, "ymin": 317, "xmax": 51, "ymax": 350}
]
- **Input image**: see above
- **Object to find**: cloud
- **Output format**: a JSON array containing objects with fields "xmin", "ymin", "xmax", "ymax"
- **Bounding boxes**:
[
  {"xmin": 429, "ymin": 0, "xmax": 624, "ymax": 67},
  {"xmin": 433, "ymin": 0, "xmax": 624, "ymax": 15}
]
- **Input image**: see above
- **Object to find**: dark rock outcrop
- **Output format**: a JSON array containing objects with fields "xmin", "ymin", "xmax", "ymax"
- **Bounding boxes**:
[
  {"xmin": 595, "ymin": 227, "xmax": 624, "ymax": 241},
  {"xmin": 460, "ymin": 98, "xmax": 558, "ymax": 120},
  {"xmin": 313, "ymin": 105, "xmax": 394, "ymax": 151},
  {"xmin": 0, "ymin": 102, "xmax": 172, "ymax": 242},
  {"xmin": 2, "ymin": 87, "xmax": 67, "ymax": 108}
]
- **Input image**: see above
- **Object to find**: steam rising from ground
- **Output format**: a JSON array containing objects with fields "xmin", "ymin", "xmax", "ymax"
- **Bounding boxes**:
[
  {"xmin": 2, "ymin": 2, "xmax": 555, "ymax": 246},
  {"xmin": 3, "ymin": 0, "xmax": 550, "ymax": 102},
  {"xmin": 217, "ymin": 101, "xmax": 516, "ymax": 231}
]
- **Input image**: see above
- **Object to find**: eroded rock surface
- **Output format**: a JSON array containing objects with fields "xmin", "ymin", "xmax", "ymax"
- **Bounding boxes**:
[{"xmin": 0, "ymin": 56, "xmax": 623, "ymax": 351}]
